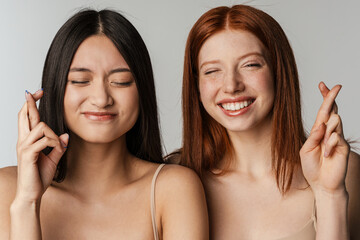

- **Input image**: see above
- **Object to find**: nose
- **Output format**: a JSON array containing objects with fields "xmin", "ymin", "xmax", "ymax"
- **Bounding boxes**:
[
  {"xmin": 222, "ymin": 70, "xmax": 245, "ymax": 94},
  {"xmin": 89, "ymin": 80, "xmax": 114, "ymax": 108}
]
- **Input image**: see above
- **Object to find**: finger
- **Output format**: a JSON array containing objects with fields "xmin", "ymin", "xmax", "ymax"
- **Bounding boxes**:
[
  {"xmin": 26, "ymin": 136, "xmax": 62, "ymax": 159},
  {"xmin": 17, "ymin": 101, "xmax": 30, "ymax": 142},
  {"xmin": 18, "ymin": 136, "xmax": 62, "ymax": 170},
  {"xmin": 319, "ymin": 82, "xmax": 330, "ymax": 98},
  {"xmin": 301, "ymin": 123, "xmax": 326, "ymax": 154},
  {"xmin": 324, "ymin": 132, "xmax": 342, "ymax": 158},
  {"xmin": 59, "ymin": 133, "xmax": 69, "ymax": 147},
  {"xmin": 23, "ymin": 122, "xmax": 59, "ymax": 146},
  {"xmin": 46, "ymin": 133, "xmax": 69, "ymax": 165},
  {"xmin": 312, "ymin": 85, "xmax": 342, "ymax": 133},
  {"xmin": 25, "ymin": 89, "xmax": 43, "ymax": 130},
  {"xmin": 32, "ymin": 88, "xmax": 44, "ymax": 101},
  {"xmin": 319, "ymin": 82, "xmax": 339, "ymax": 115},
  {"xmin": 324, "ymin": 113, "xmax": 343, "ymax": 144}
]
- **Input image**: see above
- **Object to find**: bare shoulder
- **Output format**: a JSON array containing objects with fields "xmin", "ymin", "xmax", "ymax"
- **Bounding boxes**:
[
  {"xmin": 0, "ymin": 166, "xmax": 17, "ymax": 199},
  {"xmin": 346, "ymin": 151, "xmax": 360, "ymax": 238},
  {"xmin": 156, "ymin": 164, "xmax": 209, "ymax": 239},
  {"xmin": 0, "ymin": 166, "xmax": 18, "ymax": 238},
  {"xmin": 156, "ymin": 164, "xmax": 204, "ymax": 194}
]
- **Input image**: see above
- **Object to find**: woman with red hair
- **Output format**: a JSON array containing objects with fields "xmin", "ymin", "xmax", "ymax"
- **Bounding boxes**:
[{"xmin": 179, "ymin": 4, "xmax": 360, "ymax": 239}]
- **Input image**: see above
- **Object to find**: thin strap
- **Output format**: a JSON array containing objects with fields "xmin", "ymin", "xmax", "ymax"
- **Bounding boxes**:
[
  {"xmin": 151, "ymin": 163, "xmax": 166, "ymax": 240},
  {"xmin": 312, "ymin": 197, "xmax": 317, "ymax": 231}
]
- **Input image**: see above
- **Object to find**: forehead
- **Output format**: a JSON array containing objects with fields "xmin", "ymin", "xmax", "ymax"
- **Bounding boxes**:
[
  {"xmin": 198, "ymin": 29, "xmax": 266, "ymax": 64},
  {"xmin": 70, "ymin": 35, "xmax": 129, "ymax": 70}
]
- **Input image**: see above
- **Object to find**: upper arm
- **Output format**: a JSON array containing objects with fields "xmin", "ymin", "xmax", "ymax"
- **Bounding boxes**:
[
  {"xmin": 157, "ymin": 164, "xmax": 209, "ymax": 240},
  {"xmin": 0, "ymin": 166, "xmax": 17, "ymax": 239},
  {"xmin": 346, "ymin": 151, "xmax": 360, "ymax": 239}
]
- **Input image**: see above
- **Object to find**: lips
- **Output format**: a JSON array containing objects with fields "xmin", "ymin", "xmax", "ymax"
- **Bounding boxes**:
[{"xmin": 82, "ymin": 111, "xmax": 117, "ymax": 121}]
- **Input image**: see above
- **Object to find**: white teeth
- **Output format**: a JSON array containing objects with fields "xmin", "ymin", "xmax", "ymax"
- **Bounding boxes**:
[{"xmin": 221, "ymin": 100, "xmax": 253, "ymax": 111}]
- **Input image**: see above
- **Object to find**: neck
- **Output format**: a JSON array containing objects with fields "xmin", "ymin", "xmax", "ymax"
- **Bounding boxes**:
[
  {"xmin": 226, "ymin": 115, "xmax": 273, "ymax": 177},
  {"xmin": 58, "ymin": 133, "xmax": 132, "ymax": 199}
]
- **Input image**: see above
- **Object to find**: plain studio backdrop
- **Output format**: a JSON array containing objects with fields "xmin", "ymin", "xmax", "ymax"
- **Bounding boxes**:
[{"xmin": 0, "ymin": 0, "xmax": 359, "ymax": 168}]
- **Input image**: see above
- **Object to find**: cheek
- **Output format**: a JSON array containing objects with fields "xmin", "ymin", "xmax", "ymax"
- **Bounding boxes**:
[
  {"xmin": 63, "ymin": 87, "xmax": 85, "ymax": 118},
  {"xmin": 118, "ymin": 87, "xmax": 139, "ymax": 117},
  {"xmin": 250, "ymin": 71, "xmax": 274, "ymax": 98},
  {"xmin": 199, "ymin": 79, "xmax": 215, "ymax": 105}
]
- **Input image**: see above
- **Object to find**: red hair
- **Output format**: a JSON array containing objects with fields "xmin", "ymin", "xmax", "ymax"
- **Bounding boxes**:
[{"xmin": 181, "ymin": 5, "xmax": 307, "ymax": 194}]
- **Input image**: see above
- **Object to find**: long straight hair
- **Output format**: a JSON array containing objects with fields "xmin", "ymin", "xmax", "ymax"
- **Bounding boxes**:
[
  {"xmin": 181, "ymin": 5, "xmax": 307, "ymax": 194},
  {"xmin": 39, "ymin": 9, "xmax": 163, "ymax": 182}
]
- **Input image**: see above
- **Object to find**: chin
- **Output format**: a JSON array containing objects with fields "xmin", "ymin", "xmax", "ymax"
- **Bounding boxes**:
[
  {"xmin": 217, "ymin": 117, "xmax": 263, "ymax": 133},
  {"xmin": 222, "ymin": 124, "xmax": 253, "ymax": 133},
  {"xmin": 70, "ymin": 129, "xmax": 126, "ymax": 144}
]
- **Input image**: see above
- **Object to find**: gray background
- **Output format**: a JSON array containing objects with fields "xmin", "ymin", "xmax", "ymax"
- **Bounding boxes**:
[{"xmin": 1, "ymin": 0, "xmax": 359, "ymax": 168}]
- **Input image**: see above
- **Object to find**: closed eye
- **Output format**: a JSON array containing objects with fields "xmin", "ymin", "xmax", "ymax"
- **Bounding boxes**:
[
  {"xmin": 110, "ymin": 81, "xmax": 134, "ymax": 87},
  {"xmin": 204, "ymin": 70, "xmax": 219, "ymax": 75},
  {"xmin": 69, "ymin": 80, "xmax": 90, "ymax": 85}
]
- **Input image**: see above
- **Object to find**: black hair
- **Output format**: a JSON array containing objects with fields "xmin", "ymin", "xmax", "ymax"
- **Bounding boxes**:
[{"xmin": 39, "ymin": 9, "xmax": 163, "ymax": 182}]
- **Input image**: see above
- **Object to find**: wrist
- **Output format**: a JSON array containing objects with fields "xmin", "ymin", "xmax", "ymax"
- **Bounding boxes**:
[
  {"xmin": 313, "ymin": 187, "xmax": 349, "ymax": 240},
  {"xmin": 313, "ymin": 187, "xmax": 348, "ymax": 201},
  {"xmin": 10, "ymin": 197, "xmax": 41, "ymax": 216},
  {"xmin": 10, "ymin": 197, "xmax": 43, "ymax": 239}
]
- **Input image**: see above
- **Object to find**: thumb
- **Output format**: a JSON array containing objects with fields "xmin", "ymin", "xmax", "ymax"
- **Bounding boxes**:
[
  {"xmin": 302, "ymin": 123, "xmax": 326, "ymax": 153},
  {"xmin": 46, "ymin": 133, "xmax": 69, "ymax": 166},
  {"xmin": 59, "ymin": 133, "xmax": 69, "ymax": 147},
  {"xmin": 37, "ymin": 133, "xmax": 69, "ymax": 188}
]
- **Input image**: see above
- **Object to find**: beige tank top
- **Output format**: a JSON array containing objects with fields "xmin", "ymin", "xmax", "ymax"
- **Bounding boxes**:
[{"xmin": 151, "ymin": 163, "xmax": 165, "ymax": 240}]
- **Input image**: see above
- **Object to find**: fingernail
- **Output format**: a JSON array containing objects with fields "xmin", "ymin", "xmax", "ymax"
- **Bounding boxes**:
[
  {"xmin": 62, "ymin": 133, "xmax": 69, "ymax": 149},
  {"xmin": 61, "ymin": 140, "xmax": 68, "ymax": 149},
  {"xmin": 25, "ymin": 90, "xmax": 30, "ymax": 100}
]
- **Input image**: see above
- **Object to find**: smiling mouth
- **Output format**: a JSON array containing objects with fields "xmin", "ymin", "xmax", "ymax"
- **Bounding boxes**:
[{"xmin": 219, "ymin": 99, "xmax": 255, "ymax": 111}]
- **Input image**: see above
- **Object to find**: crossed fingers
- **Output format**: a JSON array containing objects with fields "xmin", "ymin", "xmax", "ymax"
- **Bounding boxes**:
[
  {"xmin": 18, "ymin": 89, "xmax": 43, "ymax": 141},
  {"xmin": 311, "ymin": 82, "xmax": 341, "ymax": 134}
]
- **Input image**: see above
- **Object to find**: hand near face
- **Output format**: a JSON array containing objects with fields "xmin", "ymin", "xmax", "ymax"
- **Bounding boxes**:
[
  {"xmin": 15, "ymin": 90, "xmax": 69, "ymax": 203},
  {"xmin": 300, "ymin": 82, "xmax": 350, "ymax": 195}
]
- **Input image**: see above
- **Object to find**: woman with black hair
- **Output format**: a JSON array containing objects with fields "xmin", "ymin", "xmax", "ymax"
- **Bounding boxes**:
[{"xmin": 0, "ymin": 10, "xmax": 208, "ymax": 239}]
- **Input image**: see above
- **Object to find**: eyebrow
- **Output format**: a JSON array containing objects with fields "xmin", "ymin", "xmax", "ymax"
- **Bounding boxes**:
[
  {"xmin": 69, "ymin": 67, "xmax": 92, "ymax": 73},
  {"xmin": 68, "ymin": 67, "xmax": 131, "ymax": 75},
  {"xmin": 199, "ymin": 52, "xmax": 265, "ymax": 70},
  {"xmin": 109, "ymin": 68, "xmax": 131, "ymax": 75}
]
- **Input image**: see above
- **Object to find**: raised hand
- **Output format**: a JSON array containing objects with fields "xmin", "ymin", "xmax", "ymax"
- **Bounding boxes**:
[
  {"xmin": 300, "ymin": 82, "xmax": 350, "ymax": 195},
  {"xmin": 15, "ymin": 89, "xmax": 69, "ymax": 203}
]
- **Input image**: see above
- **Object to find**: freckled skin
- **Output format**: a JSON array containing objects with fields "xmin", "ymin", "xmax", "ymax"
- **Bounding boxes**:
[{"xmin": 198, "ymin": 30, "xmax": 275, "ymax": 134}]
